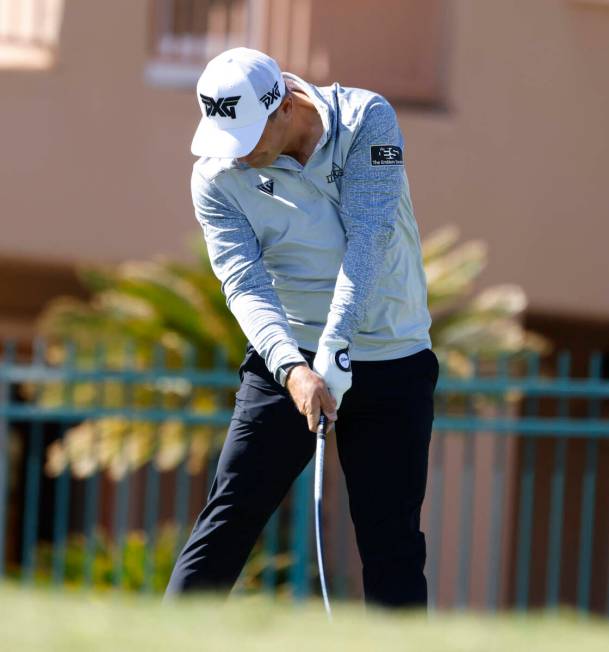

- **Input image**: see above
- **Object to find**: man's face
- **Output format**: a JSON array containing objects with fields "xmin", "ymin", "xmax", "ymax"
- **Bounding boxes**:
[{"xmin": 236, "ymin": 100, "xmax": 289, "ymax": 168}]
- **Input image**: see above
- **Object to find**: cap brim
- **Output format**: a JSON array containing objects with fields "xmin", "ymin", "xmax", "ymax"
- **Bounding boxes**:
[{"xmin": 191, "ymin": 115, "xmax": 267, "ymax": 158}]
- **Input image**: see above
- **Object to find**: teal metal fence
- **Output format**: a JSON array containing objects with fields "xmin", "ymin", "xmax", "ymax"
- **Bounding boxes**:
[{"xmin": 0, "ymin": 338, "xmax": 608, "ymax": 612}]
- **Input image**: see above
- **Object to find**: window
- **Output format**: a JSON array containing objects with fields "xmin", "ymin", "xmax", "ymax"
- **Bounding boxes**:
[
  {"xmin": 146, "ymin": 0, "xmax": 248, "ymax": 86},
  {"xmin": 146, "ymin": 0, "xmax": 449, "ymax": 108},
  {"xmin": 0, "ymin": 0, "xmax": 65, "ymax": 70}
]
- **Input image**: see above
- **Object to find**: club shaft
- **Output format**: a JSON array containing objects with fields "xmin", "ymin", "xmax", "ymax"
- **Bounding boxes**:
[{"xmin": 315, "ymin": 413, "xmax": 332, "ymax": 620}]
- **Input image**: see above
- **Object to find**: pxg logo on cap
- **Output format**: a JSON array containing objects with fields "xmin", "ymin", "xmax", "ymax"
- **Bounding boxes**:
[
  {"xmin": 200, "ymin": 94, "xmax": 241, "ymax": 119},
  {"xmin": 191, "ymin": 47, "xmax": 286, "ymax": 159},
  {"xmin": 260, "ymin": 81, "xmax": 281, "ymax": 109}
]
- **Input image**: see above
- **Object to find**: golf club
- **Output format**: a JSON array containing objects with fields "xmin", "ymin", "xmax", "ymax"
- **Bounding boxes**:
[{"xmin": 315, "ymin": 412, "xmax": 332, "ymax": 621}]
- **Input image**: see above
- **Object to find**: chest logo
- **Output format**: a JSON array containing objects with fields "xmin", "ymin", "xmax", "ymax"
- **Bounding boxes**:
[
  {"xmin": 326, "ymin": 162, "xmax": 344, "ymax": 184},
  {"xmin": 200, "ymin": 94, "xmax": 241, "ymax": 119},
  {"xmin": 260, "ymin": 82, "xmax": 281, "ymax": 110},
  {"xmin": 256, "ymin": 179, "xmax": 275, "ymax": 196},
  {"xmin": 370, "ymin": 145, "xmax": 403, "ymax": 166}
]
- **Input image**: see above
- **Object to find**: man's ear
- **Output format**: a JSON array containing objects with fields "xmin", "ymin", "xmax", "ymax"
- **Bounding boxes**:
[{"xmin": 279, "ymin": 93, "xmax": 293, "ymax": 119}]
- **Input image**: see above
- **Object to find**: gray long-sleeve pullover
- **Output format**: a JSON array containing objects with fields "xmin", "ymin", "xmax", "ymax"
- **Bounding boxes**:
[{"xmin": 191, "ymin": 72, "xmax": 432, "ymax": 382}]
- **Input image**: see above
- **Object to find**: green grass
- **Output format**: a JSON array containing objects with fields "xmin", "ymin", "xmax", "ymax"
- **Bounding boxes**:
[{"xmin": 1, "ymin": 582, "xmax": 609, "ymax": 652}]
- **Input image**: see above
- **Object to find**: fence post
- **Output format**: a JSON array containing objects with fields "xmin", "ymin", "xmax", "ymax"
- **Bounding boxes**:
[
  {"xmin": 456, "ymin": 354, "xmax": 478, "ymax": 609},
  {"xmin": 172, "ymin": 343, "xmax": 196, "ymax": 558},
  {"xmin": 51, "ymin": 339, "xmax": 76, "ymax": 586},
  {"xmin": 83, "ymin": 340, "xmax": 105, "ymax": 588},
  {"xmin": 290, "ymin": 459, "xmax": 313, "ymax": 600},
  {"xmin": 21, "ymin": 336, "xmax": 47, "ymax": 583},
  {"xmin": 143, "ymin": 343, "xmax": 164, "ymax": 593},
  {"xmin": 514, "ymin": 351, "xmax": 540, "ymax": 610},
  {"xmin": 0, "ymin": 339, "xmax": 16, "ymax": 578},
  {"xmin": 427, "ymin": 387, "xmax": 446, "ymax": 610},
  {"xmin": 111, "ymin": 338, "xmax": 136, "ymax": 588},
  {"xmin": 576, "ymin": 351, "xmax": 603, "ymax": 612},
  {"xmin": 545, "ymin": 351, "xmax": 571, "ymax": 608},
  {"xmin": 486, "ymin": 353, "xmax": 509, "ymax": 611}
]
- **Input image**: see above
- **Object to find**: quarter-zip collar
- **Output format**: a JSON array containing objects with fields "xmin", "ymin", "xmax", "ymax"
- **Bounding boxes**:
[
  {"xmin": 281, "ymin": 71, "xmax": 333, "ymax": 154},
  {"xmin": 235, "ymin": 72, "xmax": 334, "ymax": 172}
]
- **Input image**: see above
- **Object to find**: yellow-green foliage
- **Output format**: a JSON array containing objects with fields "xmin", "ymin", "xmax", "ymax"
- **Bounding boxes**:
[
  {"xmin": 10, "ymin": 526, "xmax": 290, "ymax": 596},
  {"xmin": 21, "ymin": 527, "xmax": 177, "ymax": 592}
]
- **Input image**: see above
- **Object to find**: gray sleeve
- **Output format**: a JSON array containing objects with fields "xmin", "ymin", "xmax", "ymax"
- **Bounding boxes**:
[
  {"xmin": 320, "ymin": 98, "xmax": 405, "ymax": 346},
  {"xmin": 191, "ymin": 168, "xmax": 307, "ymax": 379}
]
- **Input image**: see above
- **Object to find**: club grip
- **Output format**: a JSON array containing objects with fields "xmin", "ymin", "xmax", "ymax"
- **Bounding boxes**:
[{"xmin": 317, "ymin": 412, "xmax": 327, "ymax": 438}]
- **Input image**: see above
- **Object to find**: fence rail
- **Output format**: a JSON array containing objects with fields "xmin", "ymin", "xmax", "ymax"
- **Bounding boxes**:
[{"xmin": 1, "ymin": 338, "xmax": 608, "ymax": 613}]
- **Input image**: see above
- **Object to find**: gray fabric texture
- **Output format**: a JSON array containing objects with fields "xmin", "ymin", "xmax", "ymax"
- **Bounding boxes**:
[{"xmin": 191, "ymin": 72, "xmax": 432, "ymax": 382}]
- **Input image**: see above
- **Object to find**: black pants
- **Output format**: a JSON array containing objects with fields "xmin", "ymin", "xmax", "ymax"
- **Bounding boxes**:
[{"xmin": 165, "ymin": 342, "xmax": 439, "ymax": 608}]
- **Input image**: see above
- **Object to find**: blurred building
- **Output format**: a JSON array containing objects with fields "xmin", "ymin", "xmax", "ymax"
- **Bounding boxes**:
[
  {"xmin": 1, "ymin": 0, "xmax": 608, "ymax": 608},
  {"xmin": 1, "ymin": 0, "xmax": 608, "ymax": 344}
]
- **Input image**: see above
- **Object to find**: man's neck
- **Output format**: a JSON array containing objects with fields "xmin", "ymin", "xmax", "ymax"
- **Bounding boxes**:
[{"xmin": 281, "ymin": 84, "xmax": 324, "ymax": 166}]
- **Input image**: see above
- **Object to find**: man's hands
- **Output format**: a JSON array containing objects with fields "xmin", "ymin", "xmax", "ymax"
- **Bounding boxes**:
[
  {"xmin": 283, "ymin": 337, "xmax": 352, "ymax": 433},
  {"xmin": 312, "ymin": 339, "xmax": 352, "ymax": 410},
  {"xmin": 286, "ymin": 365, "xmax": 337, "ymax": 433}
]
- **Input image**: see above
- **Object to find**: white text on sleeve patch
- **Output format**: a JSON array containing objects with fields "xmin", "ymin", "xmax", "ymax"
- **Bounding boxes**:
[{"xmin": 370, "ymin": 145, "xmax": 403, "ymax": 166}]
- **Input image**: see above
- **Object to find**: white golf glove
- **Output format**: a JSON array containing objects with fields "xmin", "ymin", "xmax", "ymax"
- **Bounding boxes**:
[{"xmin": 312, "ymin": 338, "xmax": 352, "ymax": 410}]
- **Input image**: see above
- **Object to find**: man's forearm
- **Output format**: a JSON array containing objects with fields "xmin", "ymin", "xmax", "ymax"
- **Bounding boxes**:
[
  {"xmin": 192, "ymin": 173, "xmax": 307, "ymax": 381},
  {"xmin": 320, "ymin": 219, "xmax": 395, "ymax": 346},
  {"xmin": 229, "ymin": 289, "xmax": 307, "ymax": 381}
]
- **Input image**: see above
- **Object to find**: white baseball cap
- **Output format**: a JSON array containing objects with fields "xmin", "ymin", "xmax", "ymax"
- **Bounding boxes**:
[{"xmin": 191, "ymin": 47, "xmax": 286, "ymax": 158}]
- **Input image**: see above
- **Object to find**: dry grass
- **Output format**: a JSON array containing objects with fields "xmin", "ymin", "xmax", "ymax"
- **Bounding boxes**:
[{"xmin": 1, "ymin": 582, "xmax": 609, "ymax": 652}]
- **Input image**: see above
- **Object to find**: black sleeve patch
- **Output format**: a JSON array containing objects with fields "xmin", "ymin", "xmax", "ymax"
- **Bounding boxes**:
[{"xmin": 370, "ymin": 145, "xmax": 403, "ymax": 166}]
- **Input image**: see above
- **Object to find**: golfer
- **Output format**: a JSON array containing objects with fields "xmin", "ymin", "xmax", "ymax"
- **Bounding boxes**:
[{"xmin": 165, "ymin": 47, "xmax": 439, "ymax": 609}]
